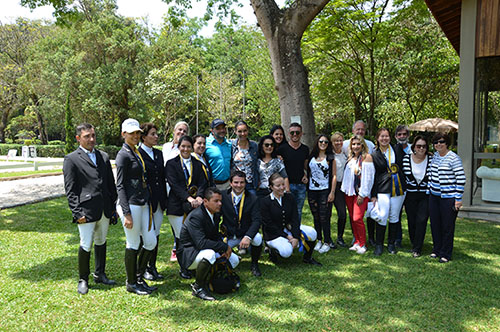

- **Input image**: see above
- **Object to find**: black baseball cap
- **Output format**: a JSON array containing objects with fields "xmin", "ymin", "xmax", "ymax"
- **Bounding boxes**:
[{"xmin": 211, "ymin": 119, "xmax": 226, "ymax": 129}]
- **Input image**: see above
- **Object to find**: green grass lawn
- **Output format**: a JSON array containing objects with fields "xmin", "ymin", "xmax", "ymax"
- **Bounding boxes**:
[
  {"xmin": 0, "ymin": 198, "xmax": 499, "ymax": 332},
  {"xmin": 0, "ymin": 169, "xmax": 62, "ymax": 178}
]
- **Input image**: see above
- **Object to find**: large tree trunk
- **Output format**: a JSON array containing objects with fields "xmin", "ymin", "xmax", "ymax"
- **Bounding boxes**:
[
  {"xmin": 251, "ymin": 0, "xmax": 329, "ymax": 147},
  {"xmin": 31, "ymin": 94, "xmax": 48, "ymax": 144},
  {"xmin": 0, "ymin": 108, "xmax": 10, "ymax": 143}
]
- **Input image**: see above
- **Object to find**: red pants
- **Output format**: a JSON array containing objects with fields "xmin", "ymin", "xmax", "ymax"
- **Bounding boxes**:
[{"xmin": 345, "ymin": 195, "xmax": 368, "ymax": 247}]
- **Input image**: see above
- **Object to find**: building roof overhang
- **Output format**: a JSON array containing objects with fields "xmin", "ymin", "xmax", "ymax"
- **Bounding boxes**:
[{"xmin": 425, "ymin": 0, "xmax": 461, "ymax": 54}]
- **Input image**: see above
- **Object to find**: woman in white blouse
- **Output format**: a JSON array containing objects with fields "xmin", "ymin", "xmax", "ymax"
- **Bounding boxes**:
[
  {"xmin": 162, "ymin": 121, "xmax": 189, "ymax": 163},
  {"xmin": 340, "ymin": 135, "xmax": 375, "ymax": 254}
]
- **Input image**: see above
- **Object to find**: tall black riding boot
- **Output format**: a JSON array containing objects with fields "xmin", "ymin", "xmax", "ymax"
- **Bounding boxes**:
[
  {"xmin": 394, "ymin": 221, "xmax": 403, "ymax": 248},
  {"xmin": 176, "ymin": 237, "xmax": 192, "ymax": 279},
  {"xmin": 191, "ymin": 258, "xmax": 215, "ymax": 301},
  {"xmin": 367, "ymin": 217, "xmax": 376, "ymax": 246},
  {"xmin": 387, "ymin": 223, "xmax": 398, "ymax": 254},
  {"xmin": 303, "ymin": 241, "xmax": 322, "ymax": 266},
  {"xmin": 250, "ymin": 244, "xmax": 262, "ymax": 277},
  {"xmin": 137, "ymin": 247, "xmax": 157, "ymax": 292},
  {"xmin": 93, "ymin": 243, "xmax": 116, "ymax": 285},
  {"xmin": 125, "ymin": 248, "xmax": 149, "ymax": 295},
  {"xmin": 374, "ymin": 223, "xmax": 386, "ymax": 256},
  {"xmin": 144, "ymin": 236, "xmax": 164, "ymax": 281},
  {"xmin": 78, "ymin": 246, "xmax": 90, "ymax": 294}
]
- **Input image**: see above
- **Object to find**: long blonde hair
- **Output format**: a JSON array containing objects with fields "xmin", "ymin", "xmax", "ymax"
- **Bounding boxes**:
[{"xmin": 348, "ymin": 135, "xmax": 369, "ymax": 161}]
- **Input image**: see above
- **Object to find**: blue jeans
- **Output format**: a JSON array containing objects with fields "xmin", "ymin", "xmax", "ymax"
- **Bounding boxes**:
[{"xmin": 290, "ymin": 183, "xmax": 307, "ymax": 222}]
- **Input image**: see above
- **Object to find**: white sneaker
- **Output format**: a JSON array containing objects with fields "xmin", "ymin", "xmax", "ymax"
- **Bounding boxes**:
[
  {"xmin": 356, "ymin": 246, "xmax": 367, "ymax": 254},
  {"xmin": 314, "ymin": 241, "xmax": 323, "ymax": 251},
  {"xmin": 349, "ymin": 243, "xmax": 360, "ymax": 251},
  {"xmin": 319, "ymin": 243, "xmax": 331, "ymax": 253}
]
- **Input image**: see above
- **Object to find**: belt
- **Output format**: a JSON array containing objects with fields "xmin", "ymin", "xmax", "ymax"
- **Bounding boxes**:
[{"xmin": 214, "ymin": 179, "xmax": 229, "ymax": 184}]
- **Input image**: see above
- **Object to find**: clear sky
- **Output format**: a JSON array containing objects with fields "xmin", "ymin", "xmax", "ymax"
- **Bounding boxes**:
[{"xmin": 0, "ymin": 0, "xmax": 258, "ymax": 35}]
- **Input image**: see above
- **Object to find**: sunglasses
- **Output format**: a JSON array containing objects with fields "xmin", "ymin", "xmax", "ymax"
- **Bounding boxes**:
[
  {"xmin": 290, "ymin": 131, "xmax": 301, "ymax": 136},
  {"xmin": 319, "ymin": 140, "xmax": 329, "ymax": 144},
  {"xmin": 433, "ymin": 140, "xmax": 446, "ymax": 145},
  {"xmin": 263, "ymin": 143, "xmax": 274, "ymax": 148},
  {"xmin": 415, "ymin": 144, "xmax": 427, "ymax": 149}
]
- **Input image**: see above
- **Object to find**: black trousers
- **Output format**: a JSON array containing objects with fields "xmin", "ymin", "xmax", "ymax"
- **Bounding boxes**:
[
  {"xmin": 308, "ymin": 189, "xmax": 333, "ymax": 244},
  {"xmin": 333, "ymin": 182, "xmax": 347, "ymax": 240},
  {"xmin": 405, "ymin": 192, "xmax": 429, "ymax": 253},
  {"xmin": 429, "ymin": 194, "xmax": 458, "ymax": 260}
]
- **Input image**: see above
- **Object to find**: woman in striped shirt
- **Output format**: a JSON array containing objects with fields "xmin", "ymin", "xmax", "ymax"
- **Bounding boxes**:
[
  {"xmin": 428, "ymin": 132, "xmax": 466, "ymax": 263},
  {"xmin": 402, "ymin": 135, "xmax": 432, "ymax": 258}
]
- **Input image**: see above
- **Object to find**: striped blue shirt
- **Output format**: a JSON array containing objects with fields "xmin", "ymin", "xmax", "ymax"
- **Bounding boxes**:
[{"xmin": 428, "ymin": 151, "xmax": 466, "ymax": 201}]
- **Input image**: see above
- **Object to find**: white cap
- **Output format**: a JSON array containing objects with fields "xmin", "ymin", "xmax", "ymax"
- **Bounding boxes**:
[{"xmin": 121, "ymin": 118, "xmax": 142, "ymax": 133}]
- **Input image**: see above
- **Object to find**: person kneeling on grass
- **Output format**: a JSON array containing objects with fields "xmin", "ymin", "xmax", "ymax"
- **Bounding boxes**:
[
  {"xmin": 177, "ymin": 187, "xmax": 240, "ymax": 301},
  {"xmin": 221, "ymin": 170, "xmax": 263, "ymax": 277},
  {"xmin": 261, "ymin": 173, "xmax": 322, "ymax": 266}
]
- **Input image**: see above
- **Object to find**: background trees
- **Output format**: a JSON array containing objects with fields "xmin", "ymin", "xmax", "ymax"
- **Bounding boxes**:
[{"xmin": 0, "ymin": 0, "xmax": 459, "ymax": 146}]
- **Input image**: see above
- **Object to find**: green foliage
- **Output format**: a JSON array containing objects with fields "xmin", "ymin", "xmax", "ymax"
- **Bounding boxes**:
[
  {"xmin": 7, "ymin": 0, "xmax": 461, "ymax": 146},
  {"xmin": 0, "ymin": 144, "xmax": 24, "ymax": 155},
  {"xmin": 96, "ymin": 144, "xmax": 121, "ymax": 159},
  {"xmin": 64, "ymin": 92, "xmax": 75, "ymax": 154},
  {"xmin": 303, "ymin": 0, "xmax": 459, "ymax": 136}
]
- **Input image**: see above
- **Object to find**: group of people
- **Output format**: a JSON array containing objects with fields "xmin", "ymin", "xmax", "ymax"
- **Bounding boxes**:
[{"xmin": 63, "ymin": 117, "xmax": 465, "ymax": 301}]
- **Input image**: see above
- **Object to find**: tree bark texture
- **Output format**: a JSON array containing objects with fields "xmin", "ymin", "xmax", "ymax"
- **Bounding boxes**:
[{"xmin": 251, "ymin": 0, "xmax": 329, "ymax": 147}]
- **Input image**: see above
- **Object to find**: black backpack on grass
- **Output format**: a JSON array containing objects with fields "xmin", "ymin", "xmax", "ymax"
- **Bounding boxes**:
[{"xmin": 209, "ymin": 257, "xmax": 240, "ymax": 294}]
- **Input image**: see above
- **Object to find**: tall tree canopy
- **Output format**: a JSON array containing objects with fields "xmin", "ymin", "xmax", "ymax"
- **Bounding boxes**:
[{"xmin": 5, "ymin": 0, "xmax": 460, "ymax": 147}]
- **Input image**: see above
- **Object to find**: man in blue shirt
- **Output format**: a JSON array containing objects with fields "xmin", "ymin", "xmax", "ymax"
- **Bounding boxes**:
[{"xmin": 206, "ymin": 119, "xmax": 231, "ymax": 190}]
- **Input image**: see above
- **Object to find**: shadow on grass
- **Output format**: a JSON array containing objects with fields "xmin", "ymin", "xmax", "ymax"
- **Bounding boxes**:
[
  {"xmin": 3, "ymin": 198, "xmax": 500, "ymax": 331},
  {"xmin": 151, "ymin": 215, "xmax": 500, "ymax": 332}
]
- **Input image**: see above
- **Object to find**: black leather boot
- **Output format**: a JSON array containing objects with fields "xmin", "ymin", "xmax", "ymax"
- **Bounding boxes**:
[
  {"xmin": 137, "ymin": 247, "xmax": 157, "ymax": 292},
  {"xmin": 191, "ymin": 258, "xmax": 215, "ymax": 301},
  {"xmin": 303, "ymin": 241, "xmax": 322, "ymax": 266},
  {"xmin": 374, "ymin": 244, "xmax": 384, "ymax": 256},
  {"xmin": 93, "ymin": 243, "xmax": 116, "ymax": 285},
  {"xmin": 268, "ymin": 247, "xmax": 279, "ymax": 264},
  {"xmin": 125, "ymin": 248, "xmax": 150, "ymax": 295},
  {"xmin": 250, "ymin": 244, "xmax": 262, "ymax": 277},
  {"xmin": 144, "ymin": 236, "xmax": 164, "ymax": 281},
  {"xmin": 374, "ymin": 223, "xmax": 386, "ymax": 255},
  {"xmin": 367, "ymin": 217, "xmax": 376, "ymax": 246},
  {"xmin": 387, "ymin": 223, "xmax": 397, "ymax": 254},
  {"xmin": 78, "ymin": 246, "xmax": 90, "ymax": 294},
  {"xmin": 175, "ymin": 237, "xmax": 192, "ymax": 279}
]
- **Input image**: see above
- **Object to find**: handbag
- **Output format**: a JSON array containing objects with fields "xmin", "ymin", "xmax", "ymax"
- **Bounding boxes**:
[{"xmin": 209, "ymin": 257, "xmax": 241, "ymax": 294}]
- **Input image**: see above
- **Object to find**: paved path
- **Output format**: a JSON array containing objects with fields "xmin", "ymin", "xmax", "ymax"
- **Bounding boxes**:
[{"xmin": 0, "ymin": 174, "xmax": 66, "ymax": 209}]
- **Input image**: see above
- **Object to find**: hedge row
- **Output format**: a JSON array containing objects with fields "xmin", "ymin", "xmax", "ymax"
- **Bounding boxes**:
[{"xmin": 0, "ymin": 144, "xmax": 122, "ymax": 159}]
